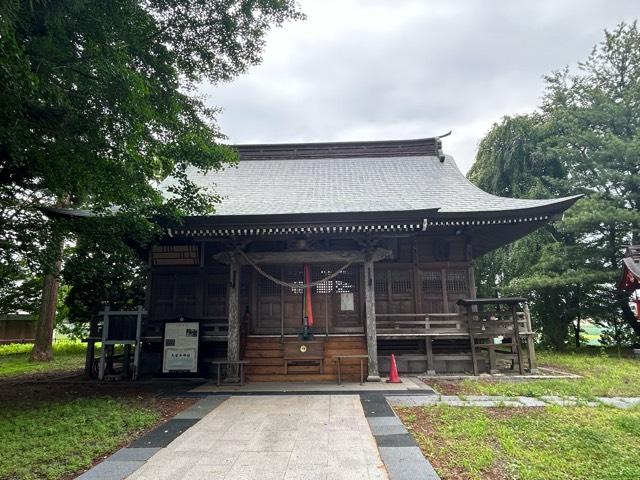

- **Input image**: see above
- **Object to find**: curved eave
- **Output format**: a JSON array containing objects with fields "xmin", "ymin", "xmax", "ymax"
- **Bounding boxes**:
[
  {"xmin": 618, "ymin": 257, "xmax": 640, "ymax": 291},
  {"xmin": 434, "ymin": 194, "xmax": 583, "ymax": 220},
  {"xmin": 39, "ymin": 206, "xmax": 96, "ymax": 218}
]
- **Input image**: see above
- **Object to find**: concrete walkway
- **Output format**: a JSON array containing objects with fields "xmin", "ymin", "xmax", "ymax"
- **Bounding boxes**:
[
  {"xmin": 126, "ymin": 395, "xmax": 388, "ymax": 480},
  {"xmin": 387, "ymin": 394, "xmax": 640, "ymax": 408}
]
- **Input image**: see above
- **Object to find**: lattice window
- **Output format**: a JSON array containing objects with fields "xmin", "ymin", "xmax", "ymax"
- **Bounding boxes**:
[
  {"xmin": 239, "ymin": 268, "xmax": 251, "ymax": 296},
  {"xmin": 309, "ymin": 264, "xmax": 358, "ymax": 294},
  {"xmin": 175, "ymin": 277, "xmax": 196, "ymax": 300},
  {"xmin": 284, "ymin": 266, "xmax": 304, "ymax": 295},
  {"xmin": 312, "ymin": 265, "xmax": 333, "ymax": 294},
  {"xmin": 207, "ymin": 281, "xmax": 226, "ymax": 298},
  {"xmin": 422, "ymin": 270, "xmax": 442, "ymax": 294},
  {"xmin": 390, "ymin": 270, "xmax": 412, "ymax": 295},
  {"xmin": 446, "ymin": 270, "xmax": 468, "ymax": 294},
  {"xmin": 335, "ymin": 265, "xmax": 357, "ymax": 293},
  {"xmin": 375, "ymin": 270, "xmax": 387, "ymax": 296},
  {"xmin": 258, "ymin": 267, "xmax": 281, "ymax": 296},
  {"xmin": 154, "ymin": 276, "xmax": 173, "ymax": 298}
]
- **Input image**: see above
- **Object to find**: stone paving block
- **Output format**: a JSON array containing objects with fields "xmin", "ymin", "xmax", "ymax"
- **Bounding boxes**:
[
  {"xmin": 375, "ymin": 433, "xmax": 417, "ymax": 447},
  {"xmin": 463, "ymin": 395, "xmax": 513, "ymax": 401},
  {"xmin": 107, "ymin": 447, "xmax": 161, "ymax": 462},
  {"xmin": 247, "ymin": 429, "xmax": 298, "ymax": 452},
  {"xmin": 439, "ymin": 395, "xmax": 460, "ymax": 402},
  {"xmin": 326, "ymin": 466, "xmax": 370, "ymax": 480},
  {"xmin": 540, "ymin": 395, "xmax": 578, "ymax": 406},
  {"xmin": 283, "ymin": 468, "xmax": 328, "ymax": 480},
  {"xmin": 379, "ymin": 446, "xmax": 440, "ymax": 480},
  {"xmin": 386, "ymin": 395, "xmax": 439, "ymax": 407},
  {"xmin": 76, "ymin": 460, "xmax": 144, "ymax": 480},
  {"xmin": 360, "ymin": 394, "xmax": 396, "ymax": 417},
  {"xmin": 178, "ymin": 464, "xmax": 229, "ymax": 480},
  {"xmin": 173, "ymin": 396, "xmax": 228, "ymax": 419},
  {"xmin": 129, "ymin": 419, "xmax": 198, "ymax": 448},
  {"xmin": 368, "ymin": 416, "xmax": 404, "ymax": 427},
  {"xmin": 517, "ymin": 397, "xmax": 548, "ymax": 407},
  {"xmin": 598, "ymin": 397, "xmax": 638, "ymax": 409},
  {"xmin": 369, "ymin": 423, "xmax": 409, "ymax": 436}
]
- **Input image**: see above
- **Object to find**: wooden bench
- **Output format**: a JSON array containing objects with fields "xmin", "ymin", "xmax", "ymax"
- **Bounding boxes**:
[
  {"xmin": 334, "ymin": 354, "xmax": 368, "ymax": 385},
  {"xmin": 283, "ymin": 341, "xmax": 324, "ymax": 374},
  {"xmin": 209, "ymin": 359, "xmax": 249, "ymax": 386}
]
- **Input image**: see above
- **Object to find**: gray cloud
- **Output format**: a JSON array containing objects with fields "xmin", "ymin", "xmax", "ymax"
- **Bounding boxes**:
[{"xmin": 200, "ymin": 0, "xmax": 638, "ymax": 173}]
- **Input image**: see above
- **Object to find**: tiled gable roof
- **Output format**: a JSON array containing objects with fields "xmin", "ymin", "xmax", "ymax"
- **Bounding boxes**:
[{"xmin": 161, "ymin": 138, "xmax": 579, "ymax": 218}]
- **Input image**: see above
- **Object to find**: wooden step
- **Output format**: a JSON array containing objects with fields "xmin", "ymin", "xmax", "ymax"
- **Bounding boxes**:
[
  {"xmin": 244, "ymin": 350, "xmax": 284, "ymax": 358},
  {"xmin": 245, "ymin": 373, "xmax": 365, "ymax": 382},
  {"xmin": 245, "ymin": 373, "xmax": 337, "ymax": 382},
  {"xmin": 243, "ymin": 344, "xmax": 283, "ymax": 351},
  {"xmin": 243, "ymin": 357, "xmax": 284, "ymax": 366}
]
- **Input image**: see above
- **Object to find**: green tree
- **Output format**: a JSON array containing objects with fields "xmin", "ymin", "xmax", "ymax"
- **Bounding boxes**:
[
  {"xmin": 469, "ymin": 22, "xmax": 640, "ymax": 348},
  {"xmin": 540, "ymin": 22, "xmax": 640, "ymax": 339},
  {"xmin": 0, "ymin": 0, "xmax": 302, "ymax": 360}
]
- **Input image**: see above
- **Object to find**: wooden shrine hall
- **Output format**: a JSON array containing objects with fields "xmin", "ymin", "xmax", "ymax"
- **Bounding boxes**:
[{"xmin": 80, "ymin": 137, "xmax": 580, "ymax": 382}]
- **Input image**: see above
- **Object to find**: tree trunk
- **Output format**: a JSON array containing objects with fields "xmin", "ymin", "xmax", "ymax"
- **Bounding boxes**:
[{"xmin": 30, "ymin": 235, "xmax": 64, "ymax": 362}]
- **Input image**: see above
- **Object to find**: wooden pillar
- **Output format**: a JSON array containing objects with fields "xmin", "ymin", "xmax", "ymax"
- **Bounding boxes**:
[
  {"xmin": 226, "ymin": 256, "xmax": 240, "ymax": 381},
  {"xmin": 364, "ymin": 259, "xmax": 381, "ymax": 382},
  {"xmin": 524, "ymin": 302, "xmax": 538, "ymax": 373},
  {"xmin": 510, "ymin": 303, "xmax": 525, "ymax": 375}
]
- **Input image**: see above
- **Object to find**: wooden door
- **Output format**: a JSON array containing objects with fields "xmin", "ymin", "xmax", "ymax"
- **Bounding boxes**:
[
  {"xmin": 445, "ymin": 269, "xmax": 469, "ymax": 312},
  {"xmin": 320, "ymin": 264, "xmax": 362, "ymax": 333},
  {"xmin": 204, "ymin": 273, "xmax": 227, "ymax": 318},
  {"xmin": 282, "ymin": 265, "xmax": 304, "ymax": 334},
  {"xmin": 420, "ymin": 269, "xmax": 445, "ymax": 314},
  {"xmin": 374, "ymin": 267, "xmax": 415, "ymax": 315},
  {"xmin": 254, "ymin": 266, "xmax": 282, "ymax": 334}
]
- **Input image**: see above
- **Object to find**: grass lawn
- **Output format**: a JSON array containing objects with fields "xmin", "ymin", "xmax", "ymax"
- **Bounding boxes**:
[
  {"xmin": 0, "ymin": 395, "xmax": 161, "ymax": 480},
  {"xmin": 429, "ymin": 349, "xmax": 640, "ymax": 399},
  {"xmin": 0, "ymin": 342, "xmax": 86, "ymax": 379},
  {"xmin": 396, "ymin": 404, "xmax": 640, "ymax": 480},
  {"xmin": 0, "ymin": 343, "xmax": 196, "ymax": 480}
]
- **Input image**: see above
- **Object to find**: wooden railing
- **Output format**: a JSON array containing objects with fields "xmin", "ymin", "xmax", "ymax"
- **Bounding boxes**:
[
  {"xmin": 375, "ymin": 310, "xmax": 532, "ymax": 337},
  {"xmin": 375, "ymin": 298, "xmax": 537, "ymax": 375}
]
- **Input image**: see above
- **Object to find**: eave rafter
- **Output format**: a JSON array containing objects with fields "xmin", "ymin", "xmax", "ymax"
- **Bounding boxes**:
[{"xmin": 169, "ymin": 214, "xmax": 551, "ymax": 239}]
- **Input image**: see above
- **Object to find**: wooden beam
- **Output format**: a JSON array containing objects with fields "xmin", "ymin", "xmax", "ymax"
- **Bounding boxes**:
[
  {"xmin": 226, "ymin": 256, "xmax": 240, "ymax": 381},
  {"xmin": 364, "ymin": 259, "xmax": 381, "ymax": 382},
  {"xmin": 215, "ymin": 248, "xmax": 392, "ymax": 265}
]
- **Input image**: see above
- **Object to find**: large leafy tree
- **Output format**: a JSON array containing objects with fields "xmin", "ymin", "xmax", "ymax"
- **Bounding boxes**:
[
  {"xmin": 0, "ymin": 0, "xmax": 302, "ymax": 360},
  {"xmin": 469, "ymin": 22, "xmax": 640, "ymax": 348}
]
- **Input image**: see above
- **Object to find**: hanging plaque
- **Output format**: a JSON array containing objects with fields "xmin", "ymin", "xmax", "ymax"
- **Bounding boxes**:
[
  {"xmin": 162, "ymin": 321, "xmax": 199, "ymax": 373},
  {"xmin": 340, "ymin": 293, "xmax": 355, "ymax": 311}
]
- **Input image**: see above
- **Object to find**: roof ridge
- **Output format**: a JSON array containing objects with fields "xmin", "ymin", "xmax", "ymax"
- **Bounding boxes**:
[{"xmin": 232, "ymin": 137, "xmax": 443, "ymax": 160}]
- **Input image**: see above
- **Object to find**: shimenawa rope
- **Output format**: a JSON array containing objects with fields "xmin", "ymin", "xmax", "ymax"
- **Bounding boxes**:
[{"xmin": 236, "ymin": 249, "xmax": 354, "ymax": 290}]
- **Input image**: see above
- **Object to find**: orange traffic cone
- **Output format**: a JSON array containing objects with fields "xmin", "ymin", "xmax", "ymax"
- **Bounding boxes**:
[{"xmin": 386, "ymin": 354, "xmax": 401, "ymax": 383}]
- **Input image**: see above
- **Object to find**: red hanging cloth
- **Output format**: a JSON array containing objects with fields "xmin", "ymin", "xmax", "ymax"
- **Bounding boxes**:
[{"xmin": 304, "ymin": 263, "xmax": 314, "ymax": 327}]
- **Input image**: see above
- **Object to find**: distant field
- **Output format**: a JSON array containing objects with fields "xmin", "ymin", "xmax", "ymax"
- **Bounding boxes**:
[
  {"xmin": 581, "ymin": 322, "xmax": 602, "ymax": 345},
  {"xmin": 0, "ymin": 342, "xmax": 85, "ymax": 379}
]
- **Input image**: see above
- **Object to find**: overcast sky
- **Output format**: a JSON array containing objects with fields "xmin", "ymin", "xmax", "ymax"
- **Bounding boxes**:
[{"xmin": 200, "ymin": 0, "xmax": 638, "ymax": 173}]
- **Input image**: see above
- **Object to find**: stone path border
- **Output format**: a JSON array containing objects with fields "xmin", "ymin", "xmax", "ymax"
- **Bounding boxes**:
[
  {"xmin": 76, "ymin": 396, "xmax": 228, "ymax": 479},
  {"xmin": 361, "ymin": 393, "xmax": 441, "ymax": 480},
  {"xmin": 76, "ymin": 390, "xmax": 440, "ymax": 480},
  {"xmin": 386, "ymin": 394, "xmax": 640, "ymax": 409}
]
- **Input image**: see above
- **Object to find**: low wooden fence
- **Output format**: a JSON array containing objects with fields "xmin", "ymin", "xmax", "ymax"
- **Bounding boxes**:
[
  {"xmin": 0, "ymin": 314, "xmax": 37, "ymax": 344},
  {"xmin": 375, "ymin": 297, "xmax": 537, "ymax": 375}
]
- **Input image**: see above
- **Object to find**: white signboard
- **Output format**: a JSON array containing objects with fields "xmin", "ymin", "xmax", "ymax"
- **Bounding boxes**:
[
  {"xmin": 340, "ymin": 293, "xmax": 355, "ymax": 311},
  {"xmin": 162, "ymin": 322, "xmax": 199, "ymax": 373}
]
